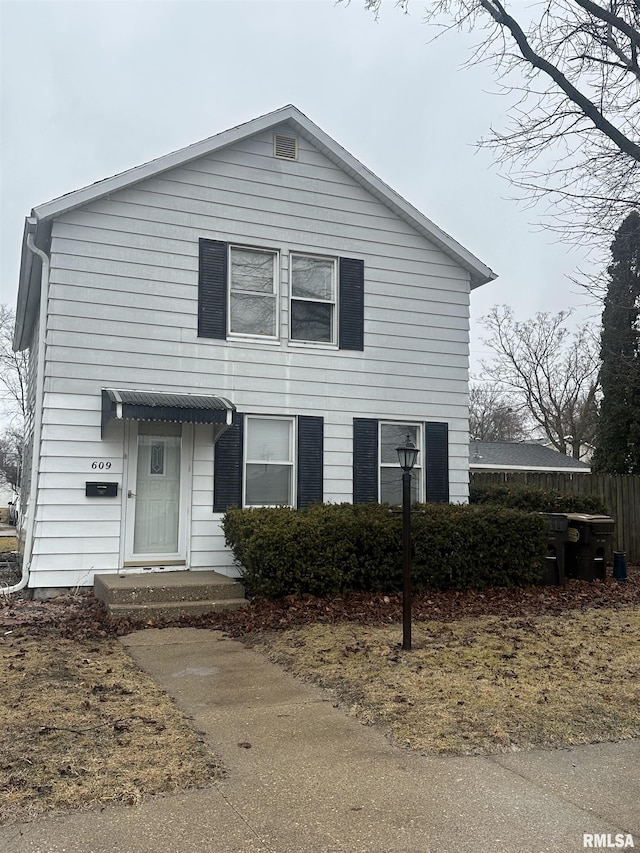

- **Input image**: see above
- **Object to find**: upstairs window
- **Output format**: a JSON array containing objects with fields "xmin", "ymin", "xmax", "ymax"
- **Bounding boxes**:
[
  {"xmin": 290, "ymin": 254, "xmax": 336, "ymax": 344},
  {"xmin": 198, "ymin": 238, "xmax": 363, "ymax": 350},
  {"xmin": 229, "ymin": 247, "xmax": 278, "ymax": 338}
]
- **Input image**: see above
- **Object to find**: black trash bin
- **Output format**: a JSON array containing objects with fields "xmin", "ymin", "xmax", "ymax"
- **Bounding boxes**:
[
  {"xmin": 542, "ymin": 513, "xmax": 569, "ymax": 585},
  {"xmin": 564, "ymin": 514, "xmax": 615, "ymax": 581}
]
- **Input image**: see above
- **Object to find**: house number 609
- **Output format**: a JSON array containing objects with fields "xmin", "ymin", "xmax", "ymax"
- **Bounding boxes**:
[{"xmin": 91, "ymin": 461, "xmax": 112, "ymax": 470}]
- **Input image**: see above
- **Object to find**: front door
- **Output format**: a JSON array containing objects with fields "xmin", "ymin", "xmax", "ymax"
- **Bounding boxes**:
[{"xmin": 124, "ymin": 422, "xmax": 190, "ymax": 565}]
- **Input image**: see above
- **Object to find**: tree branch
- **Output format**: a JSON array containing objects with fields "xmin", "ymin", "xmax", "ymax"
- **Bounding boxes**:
[{"xmin": 479, "ymin": 0, "xmax": 640, "ymax": 161}]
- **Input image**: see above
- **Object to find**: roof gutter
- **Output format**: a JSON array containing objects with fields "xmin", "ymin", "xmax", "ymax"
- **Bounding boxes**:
[{"xmin": 5, "ymin": 220, "xmax": 49, "ymax": 595}]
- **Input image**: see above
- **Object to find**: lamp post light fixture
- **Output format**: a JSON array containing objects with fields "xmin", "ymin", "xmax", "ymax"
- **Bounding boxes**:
[{"xmin": 396, "ymin": 434, "xmax": 419, "ymax": 651}]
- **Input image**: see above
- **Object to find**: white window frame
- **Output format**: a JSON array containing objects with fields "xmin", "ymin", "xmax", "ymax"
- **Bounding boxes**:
[
  {"xmin": 228, "ymin": 245, "xmax": 279, "ymax": 340},
  {"xmin": 289, "ymin": 252, "xmax": 337, "ymax": 346},
  {"xmin": 244, "ymin": 415, "xmax": 296, "ymax": 507},
  {"xmin": 379, "ymin": 421, "xmax": 423, "ymax": 505}
]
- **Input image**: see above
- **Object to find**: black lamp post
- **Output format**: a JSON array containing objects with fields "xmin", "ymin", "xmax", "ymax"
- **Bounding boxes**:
[{"xmin": 396, "ymin": 434, "xmax": 419, "ymax": 651}]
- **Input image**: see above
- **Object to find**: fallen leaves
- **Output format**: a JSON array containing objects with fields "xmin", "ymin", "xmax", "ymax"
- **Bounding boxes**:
[
  {"xmin": 1, "ymin": 570, "xmax": 639, "ymax": 641},
  {"xmin": 262, "ymin": 608, "xmax": 640, "ymax": 755},
  {"xmin": 0, "ymin": 634, "xmax": 225, "ymax": 826}
]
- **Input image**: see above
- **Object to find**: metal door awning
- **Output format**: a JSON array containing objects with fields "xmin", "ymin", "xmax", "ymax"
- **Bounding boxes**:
[{"xmin": 101, "ymin": 388, "xmax": 235, "ymax": 436}]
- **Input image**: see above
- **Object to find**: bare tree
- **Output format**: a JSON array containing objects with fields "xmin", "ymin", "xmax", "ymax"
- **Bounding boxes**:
[
  {"xmin": 479, "ymin": 306, "xmax": 600, "ymax": 458},
  {"xmin": 358, "ymin": 0, "xmax": 640, "ymax": 245},
  {"xmin": 0, "ymin": 305, "xmax": 28, "ymax": 423},
  {"xmin": 0, "ymin": 428, "xmax": 22, "ymax": 488},
  {"xmin": 468, "ymin": 383, "xmax": 528, "ymax": 441},
  {"xmin": 0, "ymin": 305, "xmax": 28, "ymax": 487}
]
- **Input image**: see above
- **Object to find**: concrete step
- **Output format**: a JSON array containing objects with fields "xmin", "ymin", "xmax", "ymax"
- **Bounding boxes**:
[
  {"xmin": 94, "ymin": 570, "xmax": 245, "ymax": 605},
  {"xmin": 104, "ymin": 598, "xmax": 249, "ymax": 622},
  {"xmin": 93, "ymin": 570, "xmax": 247, "ymax": 620}
]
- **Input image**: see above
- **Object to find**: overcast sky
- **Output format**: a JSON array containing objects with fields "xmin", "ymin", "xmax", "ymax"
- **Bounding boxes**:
[{"xmin": 0, "ymin": 0, "xmax": 602, "ymax": 379}]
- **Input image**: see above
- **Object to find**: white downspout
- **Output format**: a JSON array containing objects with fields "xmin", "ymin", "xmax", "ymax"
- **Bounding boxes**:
[{"xmin": 4, "ymin": 226, "xmax": 49, "ymax": 594}]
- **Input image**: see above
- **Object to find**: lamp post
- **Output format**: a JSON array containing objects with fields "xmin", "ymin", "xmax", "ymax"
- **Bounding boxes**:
[{"xmin": 396, "ymin": 435, "xmax": 419, "ymax": 651}]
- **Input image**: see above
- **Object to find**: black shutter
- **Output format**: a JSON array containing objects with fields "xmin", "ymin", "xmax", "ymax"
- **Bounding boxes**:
[
  {"xmin": 353, "ymin": 418, "xmax": 378, "ymax": 503},
  {"xmin": 339, "ymin": 257, "xmax": 364, "ymax": 351},
  {"xmin": 213, "ymin": 412, "xmax": 244, "ymax": 511},
  {"xmin": 297, "ymin": 416, "xmax": 324, "ymax": 508},
  {"xmin": 425, "ymin": 422, "xmax": 449, "ymax": 503},
  {"xmin": 198, "ymin": 239, "xmax": 227, "ymax": 339}
]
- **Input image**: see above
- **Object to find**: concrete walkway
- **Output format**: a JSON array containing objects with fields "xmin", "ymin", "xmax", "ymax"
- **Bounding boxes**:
[{"xmin": 1, "ymin": 628, "xmax": 638, "ymax": 853}]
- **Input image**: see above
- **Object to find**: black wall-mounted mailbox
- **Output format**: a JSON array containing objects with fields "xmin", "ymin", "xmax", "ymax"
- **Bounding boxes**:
[{"xmin": 86, "ymin": 481, "xmax": 119, "ymax": 497}]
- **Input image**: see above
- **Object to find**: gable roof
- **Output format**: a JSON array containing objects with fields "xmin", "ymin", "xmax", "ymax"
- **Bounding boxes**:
[
  {"xmin": 15, "ymin": 105, "xmax": 495, "ymax": 350},
  {"xmin": 469, "ymin": 441, "xmax": 591, "ymax": 473}
]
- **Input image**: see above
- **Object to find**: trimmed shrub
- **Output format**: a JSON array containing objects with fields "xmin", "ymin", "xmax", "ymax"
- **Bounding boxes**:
[
  {"xmin": 222, "ymin": 502, "xmax": 548, "ymax": 598},
  {"xmin": 469, "ymin": 483, "xmax": 608, "ymax": 514},
  {"xmin": 411, "ymin": 504, "xmax": 547, "ymax": 590}
]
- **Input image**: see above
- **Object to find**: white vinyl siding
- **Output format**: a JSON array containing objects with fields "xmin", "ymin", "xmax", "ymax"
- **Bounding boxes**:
[{"xmin": 26, "ymin": 125, "xmax": 472, "ymax": 588}]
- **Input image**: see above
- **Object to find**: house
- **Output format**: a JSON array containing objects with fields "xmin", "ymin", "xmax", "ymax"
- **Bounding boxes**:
[
  {"xmin": 12, "ymin": 105, "xmax": 495, "ymax": 593},
  {"xmin": 469, "ymin": 440, "xmax": 592, "ymax": 473}
]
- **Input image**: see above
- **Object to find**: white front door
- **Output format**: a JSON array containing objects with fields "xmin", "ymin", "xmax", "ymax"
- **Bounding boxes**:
[{"xmin": 124, "ymin": 422, "xmax": 191, "ymax": 565}]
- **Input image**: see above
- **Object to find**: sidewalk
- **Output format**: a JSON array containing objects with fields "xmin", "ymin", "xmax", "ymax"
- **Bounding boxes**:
[{"xmin": 1, "ymin": 627, "xmax": 638, "ymax": 853}]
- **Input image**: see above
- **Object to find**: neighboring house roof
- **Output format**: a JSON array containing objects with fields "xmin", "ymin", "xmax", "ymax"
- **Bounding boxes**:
[
  {"xmin": 14, "ymin": 104, "xmax": 496, "ymax": 350},
  {"xmin": 469, "ymin": 441, "xmax": 592, "ymax": 473}
]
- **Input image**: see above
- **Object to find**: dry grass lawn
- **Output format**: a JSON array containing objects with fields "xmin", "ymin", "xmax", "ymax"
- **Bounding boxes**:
[
  {"xmin": 0, "ymin": 632, "xmax": 224, "ymax": 826},
  {"xmin": 0, "ymin": 535, "xmax": 17, "ymax": 551},
  {"xmin": 262, "ymin": 607, "xmax": 640, "ymax": 755}
]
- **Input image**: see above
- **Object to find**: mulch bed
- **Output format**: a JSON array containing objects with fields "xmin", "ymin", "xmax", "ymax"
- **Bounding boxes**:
[{"xmin": 1, "ymin": 567, "xmax": 639, "ymax": 641}]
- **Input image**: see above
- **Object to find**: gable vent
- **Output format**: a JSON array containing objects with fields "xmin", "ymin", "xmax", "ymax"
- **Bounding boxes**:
[{"xmin": 273, "ymin": 133, "xmax": 298, "ymax": 161}]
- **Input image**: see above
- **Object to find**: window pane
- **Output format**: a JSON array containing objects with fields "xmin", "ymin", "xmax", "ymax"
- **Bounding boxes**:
[
  {"xmin": 230, "ymin": 293, "xmax": 276, "ymax": 336},
  {"xmin": 246, "ymin": 464, "xmax": 292, "ymax": 505},
  {"xmin": 231, "ymin": 248, "xmax": 274, "ymax": 293},
  {"xmin": 150, "ymin": 444, "xmax": 164, "ymax": 475},
  {"xmin": 291, "ymin": 300, "xmax": 333, "ymax": 342},
  {"xmin": 380, "ymin": 424, "xmax": 419, "ymax": 464},
  {"xmin": 380, "ymin": 468, "xmax": 420, "ymax": 505},
  {"xmin": 247, "ymin": 419, "xmax": 291, "ymax": 461},
  {"xmin": 291, "ymin": 256, "xmax": 334, "ymax": 300}
]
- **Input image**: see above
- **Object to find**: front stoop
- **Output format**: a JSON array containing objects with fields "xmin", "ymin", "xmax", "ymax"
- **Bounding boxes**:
[{"xmin": 93, "ymin": 570, "xmax": 248, "ymax": 621}]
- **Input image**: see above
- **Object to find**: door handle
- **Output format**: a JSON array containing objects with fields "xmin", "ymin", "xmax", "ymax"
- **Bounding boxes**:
[{"xmin": 128, "ymin": 490, "xmax": 136, "ymax": 498}]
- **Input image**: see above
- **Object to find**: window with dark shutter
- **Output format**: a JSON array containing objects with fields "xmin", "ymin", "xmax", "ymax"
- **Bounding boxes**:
[
  {"xmin": 425, "ymin": 422, "xmax": 449, "ymax": 503},
  {"xmin": 199, "ymin": 239, "xmax": 228, "ymax": 339},
  {"xmin": 297, "ymin": 416, "xmax": 324, "ymax": 507},
  {"xmin": 339, "ymin": 257, "xmax": 364, "ymax": 351},
  {"xmin": 214, "ymin": 413, "xmax": 324, "ymax": 511},
  {"xmin": 353, "ymin": 418, "xmax": 378, "ymax": 503},
  {"xmin": 213, "ymin": 412, "xmax": 244, "ymax": 511}
]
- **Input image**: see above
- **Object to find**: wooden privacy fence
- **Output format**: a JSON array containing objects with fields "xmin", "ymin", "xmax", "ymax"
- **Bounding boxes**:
[{"xmin": 470, "ymin": 472, "xmax": 640, "ymax": 564}]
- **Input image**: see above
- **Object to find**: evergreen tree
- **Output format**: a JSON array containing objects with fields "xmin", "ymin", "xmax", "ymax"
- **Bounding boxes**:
[{"xmin": 592, "ymin": 211, "xmax": 640, "ymax": 473}]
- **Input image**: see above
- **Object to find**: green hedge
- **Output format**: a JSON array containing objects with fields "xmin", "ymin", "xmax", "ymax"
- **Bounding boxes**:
[
  {"xmin": 222, "ymin": 502, "xmax": 548, "ymax": 599},
  {"xmin": 469, "ymin": 483, "xmax": 608, "ymax": 514}
]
